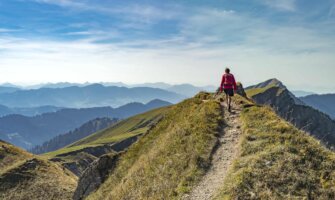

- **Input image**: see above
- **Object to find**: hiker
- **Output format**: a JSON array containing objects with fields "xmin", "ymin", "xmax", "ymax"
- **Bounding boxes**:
[{"xmin": 220, "ymin": 68, "xmax": 237, "ymax": 112}]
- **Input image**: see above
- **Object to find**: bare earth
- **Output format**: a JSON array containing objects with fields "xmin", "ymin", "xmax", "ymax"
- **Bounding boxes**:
[{"xmin": 183, "ymin": 102, "xmax": 242, "ymax": 200}]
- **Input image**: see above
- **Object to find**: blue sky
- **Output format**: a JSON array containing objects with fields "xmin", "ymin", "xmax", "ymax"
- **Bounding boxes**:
[{"xmin": 0, "ymin": 0, "xmax": 335, "ymax": 92}]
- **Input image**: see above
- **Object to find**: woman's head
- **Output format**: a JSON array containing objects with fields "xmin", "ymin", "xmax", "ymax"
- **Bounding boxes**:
[{"xmin": 225, "ymin": 68, "xmax": 230, "ymax": 73}]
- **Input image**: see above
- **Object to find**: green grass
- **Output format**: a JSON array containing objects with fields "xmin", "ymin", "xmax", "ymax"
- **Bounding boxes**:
[
  {"xmin": 45, "ymin": 107, "xmax": 168, "ymax": 158},
  {"xmin": 87, "ymin": 93, "xmax": 223, "ymax": 200},
  {"xmin": 217, "ymin": 105, "xmax": 335, "ymax": 199},
  {"xmin": 245, "ymin": 84, "xmax": 277, "ymax": 97}
]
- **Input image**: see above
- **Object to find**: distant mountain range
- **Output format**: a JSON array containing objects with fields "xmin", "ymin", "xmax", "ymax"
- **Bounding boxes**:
[
  {"xmin": 300, "ymin": 94, "xmax": 335, "ymax": 119},
  {"xmin": 0, "ymin": 99, "xmax": 171, "ymax": 149},
  {"xmin": 0, "ymin": 104, "xmax": 62, "ymax": 117},
  {"xmin": 30, "ymin": 118, "xmax": 117, "ymax": 155},
  {"xmin": 1, "ymin": 82, "xmax": 216, "ymax": 98},
  {"xmin": 0, "ymin": 86, "xmax": 21, "ymax": 94},
  {"xmin": 0, "ymin": 84, "xmax": 183, "ymax": 108},
  {"xmin": 291, "ymin": 90, "xmax": 316, "ymax": 97}
]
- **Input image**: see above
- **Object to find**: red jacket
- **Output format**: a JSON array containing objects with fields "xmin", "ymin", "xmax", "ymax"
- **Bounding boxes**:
[{"xmin": 220, "ymin": 73, "xmax": 237, "ymax": 92}]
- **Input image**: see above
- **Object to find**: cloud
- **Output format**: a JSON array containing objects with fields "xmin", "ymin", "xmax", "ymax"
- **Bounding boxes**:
[
  {"xmin": 1, "ymin": 2, "xmax": 335, "ymax": 92},
  {"xmin": 34, "ymin": 0, "xmax": 88, "ymax": 9},
  {"xmin": 33, "ymin": 0, "xmax": 179, "ymax": 24},
  {"xmin": 330, "ymin": 0, "xmax": 335, "ymax": 17},
  {"xmin": 258, "ymin": 0, "xmax": 296, "ymax": 11},
  {"xmin": 0, "ymin": 28, "xmax": 19, "ymax": 33}
]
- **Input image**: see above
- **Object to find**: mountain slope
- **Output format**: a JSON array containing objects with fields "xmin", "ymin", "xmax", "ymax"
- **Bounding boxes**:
[
  {"xmin": 76, "ymin": 93, "xmax": 223, "ymax": 200},
  {"xmin": 30, "ymin": 118, "xmax": 118, "ymax": 154},
  {"xmin": 301, "ymin": 94, "xmax": 335, "ymax": 119},
  {"xmin": 0, "ymin": 100, "xmax": 171, "ymax": 149},
  {"xmin": 71, "ymin": 88, "xmax": 335, "ymax": 200},
  {"xmin": 45, "ymin": 106, "xmax": 170, "ymax": 176},
  {"xmin": 0, "ymin": 84, "xmax": 184, "ymax": 108},
  {"xmin": 246, "ymin": 79, "xmax": 335, "ymax": 149},
  {"xmin": 0, "ymin": 140, "xmax": 77, "ymax": 200},
  {"xmin": 184, "ymin": 100, "xmax": 243, "ymax": 200},
  {"xmin": 217, "ymin": 104, "xmax": 335, "ymax": 199}
]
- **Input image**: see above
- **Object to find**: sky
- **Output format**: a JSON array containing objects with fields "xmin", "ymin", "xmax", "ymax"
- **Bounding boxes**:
[{"xmin": 0, "ymin": 0, "xmax": 335, "ymax": 93}]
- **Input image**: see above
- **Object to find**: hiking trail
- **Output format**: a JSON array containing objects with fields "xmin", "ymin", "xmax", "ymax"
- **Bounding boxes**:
[{"xmin": 183, "ymin": 101, "xmax": 242, "ymax": 200}]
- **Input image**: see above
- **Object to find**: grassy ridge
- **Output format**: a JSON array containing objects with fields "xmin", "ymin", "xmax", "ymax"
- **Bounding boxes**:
[
  {"xmin": 45, "ymin": 107, "xmax": 168, "ymax": 157},
  {"xmin": 87, "ymin": 93, "xmax": 222, "ymax": 199},
  {"xmin": 245, "ymin": 84, "xmax": 279, "ymax": 98},
  {"xmin": 217, "ymin": 105, "xmax": 335, "ymax": 199},
  {"xmin": 0, "ymin": 141, "xmax": 77, "ymax": 200},
  {"xmin": 0, "ymin": 140, "xmax": 33, "ymax": 175}
]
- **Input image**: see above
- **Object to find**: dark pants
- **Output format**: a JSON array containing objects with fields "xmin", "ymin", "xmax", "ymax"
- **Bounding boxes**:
[{"xmin": 224, "ymin": 88, "xmax": 234, "ymax": 97}]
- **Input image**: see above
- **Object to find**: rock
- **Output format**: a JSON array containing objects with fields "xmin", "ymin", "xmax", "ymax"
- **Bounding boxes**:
[
  {"xmin": 51, "ymin": 135, "xmax": 141, "ymax": 177},
  {"xmin": 236, "ymin": 82, "xmax": 247, "ymax": 98},
  {"xmin": 73, "ymin": 153, "xmax": 120, "ymax": 200}
]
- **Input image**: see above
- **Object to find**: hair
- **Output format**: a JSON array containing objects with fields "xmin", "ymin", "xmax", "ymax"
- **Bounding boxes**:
[{"xmin": 225, "ymin": 68, "xmax": 230, "ymax": 73}]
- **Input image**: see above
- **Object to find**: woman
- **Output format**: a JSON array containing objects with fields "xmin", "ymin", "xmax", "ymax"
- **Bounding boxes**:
[{"xmin": 220, "ymin": 68, "xmax": 237, "ymax": 112}]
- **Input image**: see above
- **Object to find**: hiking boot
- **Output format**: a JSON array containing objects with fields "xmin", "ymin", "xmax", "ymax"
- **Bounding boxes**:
[{"xmin": 228, "ymin": 105, "xmax": 231, "ymax": 112}]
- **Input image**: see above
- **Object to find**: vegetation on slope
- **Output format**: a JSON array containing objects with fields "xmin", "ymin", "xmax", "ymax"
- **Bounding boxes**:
[
  {"xmin": 0, "ymin": 140, "xmax": 32, "ymax": 175},
  {"xmin": 31, "ymin": 118, "xmax": 117, "ymax": 154},
  {"xmin": 0, "ymin": 140, "xmax": 77, "ymax": 200},
  {"xmin": 245, "ymin": 84, "xmax": 280, "ymax": 98},
  {"xmin": 45, "ymin": 107, "xmax": 168, "ymax": 158},
  {"xmin": 217, "ymin": 105, "xmax": 335, "ymax": 199},
  {"xmin": 87, "ymin": 93, "xmax": 222, "ymax": 199}
]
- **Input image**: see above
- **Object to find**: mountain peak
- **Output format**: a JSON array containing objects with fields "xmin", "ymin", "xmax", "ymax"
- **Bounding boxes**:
[
  {"xmin": 248, "ymin": 78, "xmax": 286, "ymax": 90},
  {"xmin": 146, "ymin": 99, "xmax": 172, "ymax": 107}
]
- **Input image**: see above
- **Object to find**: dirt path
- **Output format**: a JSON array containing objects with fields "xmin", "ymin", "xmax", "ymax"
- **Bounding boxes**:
[{"xmin": 183, "ymin": 102, "xmax": 242, "ymax": 200}]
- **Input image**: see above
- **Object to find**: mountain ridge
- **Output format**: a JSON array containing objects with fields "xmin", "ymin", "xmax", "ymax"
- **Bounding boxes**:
[
  {"xmin": 0, "ymin": 84, "xmax": 183, "ymax": 108},
  {"xmin": 300, "ymin": 93, "xmax": 335, "ymax": 119},
  {"xmin": 30, "ymin": 118, "xmax": 118, "ymax": 155},
  {"xmin": 0, "ymin": 100, "xmax": 171, "ymax": 149},
  {"xmin": 0, "ymin": 140, "xmax": 77, "ymax": 200},
  {"xmin": 246, "ymin": 79, "xmax": 335, "ymax": 149}
]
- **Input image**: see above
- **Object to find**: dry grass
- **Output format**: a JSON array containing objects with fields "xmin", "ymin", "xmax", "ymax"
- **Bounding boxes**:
[
  {"xmin": 87, "ymin": 92, "xmax": 223, "ymax": 200},
  {"xmin": 217, "ymin": 105, "xmax": 335, "ymax": 199},
  {"xmin": 0, "ymin": 141, "xmax": 78, "ymax": 200},
  {"xmin": 0, "ymin": 141, "xmax": 33, "ymax": 175}
]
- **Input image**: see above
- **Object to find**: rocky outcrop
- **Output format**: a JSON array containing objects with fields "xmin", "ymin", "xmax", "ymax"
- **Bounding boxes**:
[
  {"xmin": 73, "ymin": 153, "xmax": 120, "ymax": 200},
  {"xmin": 50, "ymin": 135, "xmax": 141, "ymax": 176},
  {"xmin": 251, "ymin": 85, "xmax": 335, "ymax": 149},
  {"xmin": 236, "ymin": 82, "xmax": 247, "ymax": 98},
  {"xmin": 0, "ymin": 158, "xmax": 41, "ymax": 191}
]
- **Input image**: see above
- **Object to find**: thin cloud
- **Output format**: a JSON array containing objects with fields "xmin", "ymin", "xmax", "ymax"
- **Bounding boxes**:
[
  {"xmin": 33, "ymin": 0, "xmax": 180, "ymax": 23},
  {"xmin": 258, "ymin": 0, "xmax": 296, "ymax": 11},
  {"xmin": 1, "ymin": 1, "xmax": 334, "ymax": 92},
  {"xmin": 0, "ymin": 28, "xmax": 20, "ymax": 33}
]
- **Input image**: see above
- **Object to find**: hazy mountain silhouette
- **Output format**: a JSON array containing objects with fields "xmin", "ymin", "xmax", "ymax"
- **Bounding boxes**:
[
  {"xmin": 0, "ymin": 86, "xmax": 20, "ymax": 94},
  {"xmin": 292, "ymin": 90, "xmax": 316, "ymax": 97},
  {"xmin": 0, "ymin": 84, "xmax": 183, "ymax": 108},
  {"xmin": 0, "ymin": 99, "xmax": 171, "ymax": 149},
  {"xmin": 300, "ymin": 94, "xmax": 335, "ymax": 119},
  {"xmin": 30, "ymin": 118, "xmax": 117, "ymax": 154},
  {"xmin": 0, "ymin": 104, "xmax": 62, "ymax": 117}
]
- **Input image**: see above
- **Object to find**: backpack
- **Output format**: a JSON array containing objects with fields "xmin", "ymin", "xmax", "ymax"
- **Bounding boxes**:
[{"xmin": 223, "ymin": 74, "xmax": 234, "ymax": 85}]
